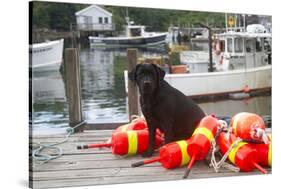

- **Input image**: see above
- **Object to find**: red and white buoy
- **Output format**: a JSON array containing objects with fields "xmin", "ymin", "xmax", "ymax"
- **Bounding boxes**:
[{"xmin": 230, "ymin": 112, "xmax": 269, "ymax": 143}]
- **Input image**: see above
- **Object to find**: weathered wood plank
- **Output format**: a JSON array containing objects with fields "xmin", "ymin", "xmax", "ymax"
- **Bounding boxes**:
[
  {"xmin": 32, "ymin": 160, "xmax": 271, "ymax": 181},
  {"xmin": 33, "ymin": 153, "xmax": 153, "ymax": 163},
  {"xmin": 31, "ymin": 171, "xmax": 267, "ymax": 189},
  {"xmin": 32, "ymin": 130, "xmax": 115, "ymax": 139},
  {"xmin": 64, "ymin": 48, "xmax": 83, "ymax": 132},
  {"xmin": 32, "ymin": 155, "xmax": 160, "ymax": 171},
  {"xmin": 127, "ymin": 49, "xmax": 140, "ymax": 120}
]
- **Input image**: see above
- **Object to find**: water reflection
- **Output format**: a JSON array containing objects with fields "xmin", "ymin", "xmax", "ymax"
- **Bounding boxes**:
[
  {"xmin": 199, "ymin": 96, "xmax": 271, "ymax": 117},
  {"xmin": 32, "ymin": 69, "xmax": 69, "ymax": 135},
  {"xmin": 80, "ymin": 49, "xmax": 128, "ymax": 122}
]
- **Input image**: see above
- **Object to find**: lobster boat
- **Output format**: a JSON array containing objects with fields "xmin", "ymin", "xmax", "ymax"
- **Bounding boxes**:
[
  {"xmin": 125, "ymin": 24, "xmax": 272, "ymax": 97},
  {"xmin": 29, "ymin": 39, "xmax": 64, "ymax": 71},
  {"xmin": 89, "ymin": 24, "xmax": 167, "ymax": 47}
]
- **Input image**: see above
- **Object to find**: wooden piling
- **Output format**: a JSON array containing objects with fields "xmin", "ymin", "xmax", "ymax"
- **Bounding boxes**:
[
  {"xmin": 64, "ymin": 48, "xmax": 84, "ymax": 132},
  {"xmin": 127, "ymin": 49, "xmax": 140, "ymax": 120}
]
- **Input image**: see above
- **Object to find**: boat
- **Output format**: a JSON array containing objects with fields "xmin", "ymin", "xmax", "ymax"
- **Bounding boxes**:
[
  {"xmin": 124, "ymin": 24, "xmax": 272, "ymax": 98},
  {"xmin": 89, "ymin": 24, "xmax": 167, "ymax": 47},
  {"xmin": 29, "ymin": 39, "xmax": 64, "ymax": 71}
]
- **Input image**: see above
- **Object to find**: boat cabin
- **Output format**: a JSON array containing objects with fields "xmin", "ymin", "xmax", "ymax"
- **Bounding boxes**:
[
  {"xmin": 125, "ymin": 25, "xmax": 146, "ymax": 37},
  {"xmin": 214, "ymin": 24, "xmax": 271, "ymax": 71}
]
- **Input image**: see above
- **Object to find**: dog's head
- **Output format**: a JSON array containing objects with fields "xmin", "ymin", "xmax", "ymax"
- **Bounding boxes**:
[{"xmin": 128, "ymin": 63, "xmax": 165, "ymax": 94}]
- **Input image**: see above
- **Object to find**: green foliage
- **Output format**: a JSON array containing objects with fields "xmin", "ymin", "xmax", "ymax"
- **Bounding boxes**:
[
  {"xmin": 32, "ymin": 1, "xmax": 88, "ymax": 30},
  {"xmin": 170, "ymin": 52, "xmax": 181, "ymax": 65},
  {"xmin": 31, "ymin": 1, "xmax": 225, "ymax": 31}
]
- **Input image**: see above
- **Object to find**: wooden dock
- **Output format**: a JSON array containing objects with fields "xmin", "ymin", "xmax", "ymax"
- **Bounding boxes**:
[{"xmin": 30, "ymin": 130, "xmax": 271, "ymax": 189}]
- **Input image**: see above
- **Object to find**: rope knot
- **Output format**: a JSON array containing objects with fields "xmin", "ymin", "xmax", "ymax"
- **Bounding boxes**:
[{"xmin": 66, "ymin": 127, "xmax": 75, "ymax": 134}]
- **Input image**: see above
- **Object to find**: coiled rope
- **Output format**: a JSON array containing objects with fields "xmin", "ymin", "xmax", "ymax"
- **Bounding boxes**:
[{"xmin": 32, "ymin": 121, "xmax": 86, "ymax": 165}]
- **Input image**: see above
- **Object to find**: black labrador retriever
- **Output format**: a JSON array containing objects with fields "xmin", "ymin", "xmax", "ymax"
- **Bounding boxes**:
[{"xmin": 129, "ymin": 63, "xmax": 205, "ymax": 157}]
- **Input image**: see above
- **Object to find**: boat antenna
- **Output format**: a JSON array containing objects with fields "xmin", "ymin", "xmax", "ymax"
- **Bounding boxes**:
[
  {"xmin": 243, "ymin": 14, "xmax": 246, "ymax": 31},
  {"xmin": 125, "ymin": 7, "xmax": 130, "ymax": 25},
  {"xmin": 225, "ymin": 13, "xmax": 228, "ymax": 31}
]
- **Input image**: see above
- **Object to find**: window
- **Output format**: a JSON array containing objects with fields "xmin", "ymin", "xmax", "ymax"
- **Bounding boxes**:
[
  {"xmin": 220, "ymin": 41, "xmax": 225, "ymax": 52},
  {"xmin": 98, "ymin": 17, "xmax": 103, "ymax": 24},
  {"xmin": 227, "ymin": 38, "xmax": 233, "ymax": 53},
  {"xmin": 234, "ymin": 38, "xmax": 243, "ymax": 53},
  {"xmin": 246, "ymin": 39, "xmax": 253, "ymax": 53},
  {"xmin": 256, "ymin": 38, "xmax": 262, "ymax": 52},
  {"xmin": 104, "ymin": 17, "xmax": 108, "ymax": 24},
  {"xmin": 130, "ymin": 28, "xmax": 141, "ymax": 37}
]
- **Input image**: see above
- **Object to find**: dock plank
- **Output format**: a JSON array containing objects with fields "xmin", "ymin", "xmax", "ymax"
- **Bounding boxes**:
[{"xmin": 30, "ymin": 130, "xmax": 272, "ymax": 189}]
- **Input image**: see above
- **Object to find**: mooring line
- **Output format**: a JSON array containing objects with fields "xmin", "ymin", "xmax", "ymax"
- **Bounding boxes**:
[{"xmin": 32, "ymin": 121, "xmax": 86, "ymax": 165}]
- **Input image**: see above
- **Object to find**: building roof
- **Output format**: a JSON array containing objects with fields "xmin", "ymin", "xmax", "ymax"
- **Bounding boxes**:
[{"xmin": 75, "ymin": 5, "xmax": 112, "ymax": 16}]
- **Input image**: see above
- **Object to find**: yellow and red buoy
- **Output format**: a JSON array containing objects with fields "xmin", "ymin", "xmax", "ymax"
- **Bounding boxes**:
[
  {"xmin": 250, "ymin": 134, "xmax": 272, "ymax": 167},
  {"xmin": 183, "ymin": 115, "xmax": 220, "ymax": 178},
  {"xmin": 106, "ymin": 118, "xmax": 163, "ymax": 144},
  {"xmin": 77, "ymin": 130, "xmax": 163, "ymax": 156},
  {"xmin": 217, "ymin": 132, "xmax": 267, "ymax": 174},
  {"xmin": 115, "ymin": 118, "xmax": 147, "ymax": 133},
  {"xmin": 131, "ymin": 139, "xmax": 191, "ymax": 169}
]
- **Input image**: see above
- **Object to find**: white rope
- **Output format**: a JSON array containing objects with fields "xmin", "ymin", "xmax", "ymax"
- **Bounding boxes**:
[
  {"xmin": 209, "ymin": 137, "xmax": 241, "ymax": 173},
  {"xmin": 255, "ymin": 128, "xmax": 269, "ymax": 144},
  {"xmin": 209, "ymin": 119, "xmax": 240, "ymax": 173},
  {"xmin": 130, "ymin": 114, "xmax": 145, "ymax": 122},
  {"xmin": 32, "ymin": 121, "xmax": 86, "ymax": 165}
]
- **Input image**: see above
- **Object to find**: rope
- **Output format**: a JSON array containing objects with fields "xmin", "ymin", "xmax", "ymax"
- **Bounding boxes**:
[
  {"xmin": 130, "ymin": 114, "xmax": 145, "ymax": 122},
  {"xmin": 209, "ymin": 120, "xmax": 240, "ymax": 173},
  {"xmin": 209, "ymin": 137, "xmax": 241, "ymax": 173},
  {"xmin": 32, "ymin": 121, "xmax": 86, "ymax": 165}
]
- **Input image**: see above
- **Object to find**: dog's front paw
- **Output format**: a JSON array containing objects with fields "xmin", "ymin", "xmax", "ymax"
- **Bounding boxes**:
[{"xmin": 141, "ymin": 149, "xmax": 154, "ymax": 157}]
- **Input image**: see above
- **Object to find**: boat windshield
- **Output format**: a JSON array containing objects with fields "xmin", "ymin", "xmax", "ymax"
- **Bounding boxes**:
[
  {"xmin": 234, "ymin": 38, "xmax": 243, "ymax": 53},
  {"xmin": 130, "ymin": 28, "xmax": 142, "ymax": 37},
  {"xmin": 227, "ymin": 38, "xmax": 233, "ymax": 53}
]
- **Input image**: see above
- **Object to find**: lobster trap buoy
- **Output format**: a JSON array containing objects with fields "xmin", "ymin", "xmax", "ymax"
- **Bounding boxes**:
[
  {"xmin": 251, "ymin": 134, "xmax": 272, "ymax": 167},
  {"xmin": 230, "ymin": 112, "xmax": 269, "ymax": 143},
  {"xmin": 183, "ymin": 115, "xmax": 220, "ymax": 178},
  {"xmin": 217, "ymin": 132, "xmax": 267, "ymax": 174},
  {"xmin": 131, "ymin": 140, "xmax": 191, "ymax": 169},
  {"xmin": 106, "ymin": 117, "xmax": 163, "ymax": 144},
  {"xmin": 77, "ymin": 130, "xmax": 163, "ymax": 156},
  {"xmin": 115, "ymin": 117, "xmax": 147, "ymax": 133}
]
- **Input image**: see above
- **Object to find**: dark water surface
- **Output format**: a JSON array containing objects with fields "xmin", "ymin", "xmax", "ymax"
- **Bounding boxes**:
[{"xmin": 31, "ymin": 43, "xmax": 271, "ymax": 135}]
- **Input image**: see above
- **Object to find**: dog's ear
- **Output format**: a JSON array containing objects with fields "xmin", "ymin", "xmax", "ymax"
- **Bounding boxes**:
[
  {"xmin": 128, "ymin": 64, "xmax": 140, "ymax": 82},
  {"xmin": 152, "ymin": 63, "xmax": 165, "ymax": 80},
  {"xmin": 151, "ymin": 64, "xmax": 165, "ymax": 87}
]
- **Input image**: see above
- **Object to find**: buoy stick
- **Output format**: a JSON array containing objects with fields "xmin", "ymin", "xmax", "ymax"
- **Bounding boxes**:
[
  {"xmin": 131, "ymin": 157, "xmax": 162, "ymax": 167},
  {"xmin": 253, "ymin": 162, "xmax": 267, "ymax": 174},
  {"xmin": 77, "ymin": 143, "xmax": 112, "ymax": 149},
  {"xmin": 183, "ymin": 155, "xmax": 196, "ymax": 179}
]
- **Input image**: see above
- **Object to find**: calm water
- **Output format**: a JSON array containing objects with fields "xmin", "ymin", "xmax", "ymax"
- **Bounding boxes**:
[{"xmin": 31, "ymin": 42, "xmax": 271, "ymax": 135}]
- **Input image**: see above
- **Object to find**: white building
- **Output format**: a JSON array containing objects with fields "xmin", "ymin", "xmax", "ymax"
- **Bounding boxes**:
[{"xmin": 75, "ymin": 5, "xmax": 115, "ymax": 31}]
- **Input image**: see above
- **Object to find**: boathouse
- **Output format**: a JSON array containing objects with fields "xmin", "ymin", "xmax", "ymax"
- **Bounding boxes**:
[{"xmin": 75, "ymin": 5, "xmax": 115, "ymax": 31}]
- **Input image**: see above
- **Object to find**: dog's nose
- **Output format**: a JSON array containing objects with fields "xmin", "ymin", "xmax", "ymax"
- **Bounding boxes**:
[{"xmin": 144, "ymin": 80, "xmax": 151, "ymax": 87}]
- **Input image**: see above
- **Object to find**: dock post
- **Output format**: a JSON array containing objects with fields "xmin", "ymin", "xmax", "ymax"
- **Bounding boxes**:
[
  {"xmin": 127, "ymin": 49, "xmax": 140, "ymax": 121},
  {"xmin": 64, "ymin": 48, "xmax": 84, "ymax": 132}
]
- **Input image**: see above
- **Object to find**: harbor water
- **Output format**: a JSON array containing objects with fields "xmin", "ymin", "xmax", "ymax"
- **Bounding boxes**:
[{"xmin": 31, "ymin": 42, "xmax": 271, "ymax": 135}]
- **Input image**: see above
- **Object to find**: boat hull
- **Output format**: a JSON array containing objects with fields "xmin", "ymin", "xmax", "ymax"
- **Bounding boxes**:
[
  {"xmin": 124, "ymin": 65, "xmax": 272, "ymax": 97},
  {"xmin": 89, "ymin": 33, "xmax": 167, "ymax": 47},
  {"xmin": 29, "ymin": 39, "xmax": 64, "ymax": 71}
]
